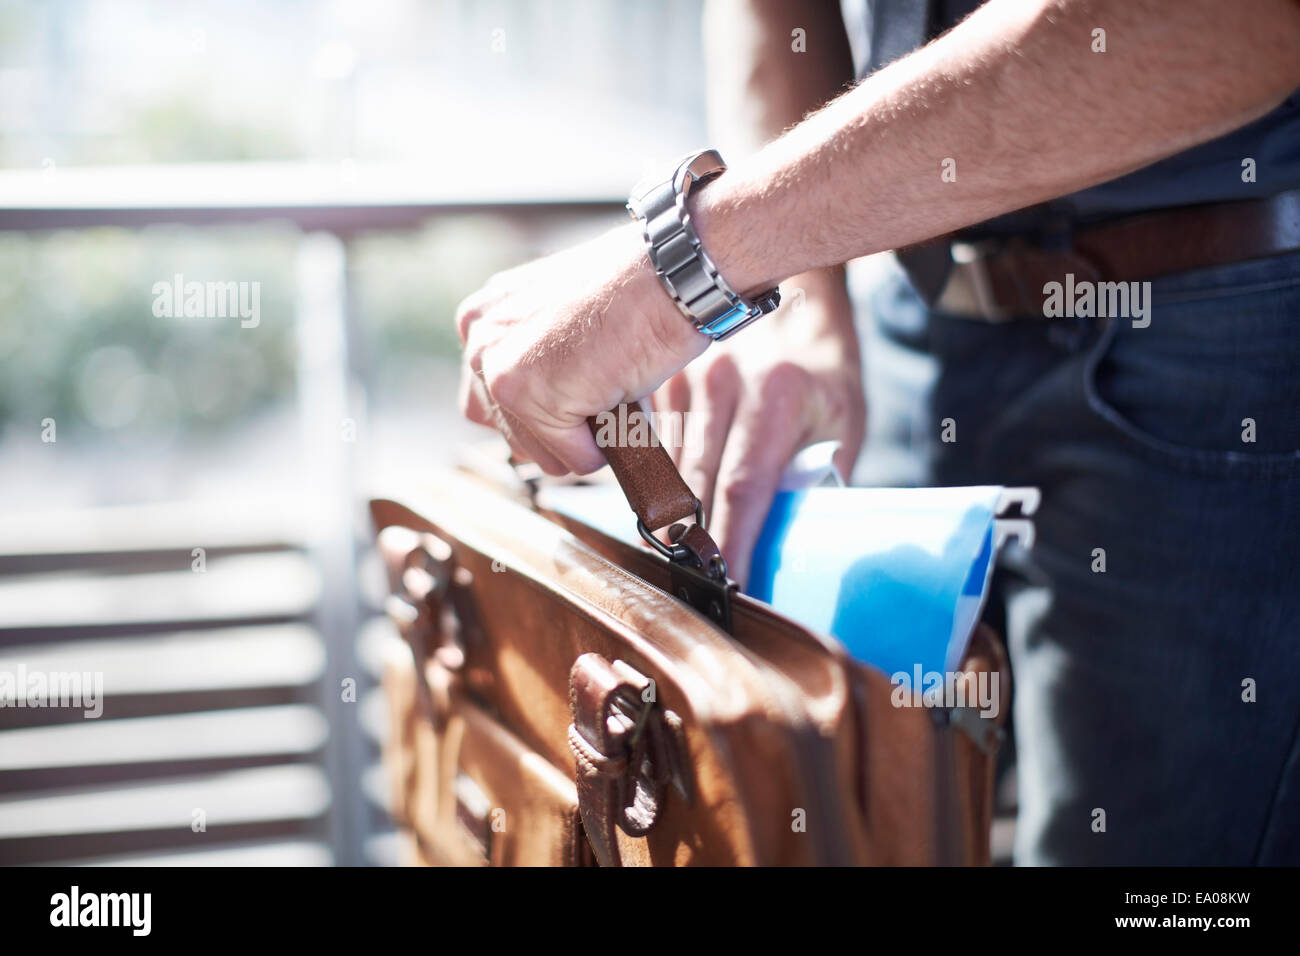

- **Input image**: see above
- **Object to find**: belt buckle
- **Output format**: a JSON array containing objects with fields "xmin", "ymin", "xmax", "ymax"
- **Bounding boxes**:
[
  {"xmin": 949, "ymin": 238, "xmax": 1106, "ymax": 322},
  {"xmin": 950, "ymin": 240, "xmax": 1012, "ymax": 322}
]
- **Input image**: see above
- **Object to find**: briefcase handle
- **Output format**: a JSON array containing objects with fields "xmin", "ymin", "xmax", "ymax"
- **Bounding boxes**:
[
  {"xmin": 586, "ymin": 403, "xmax": 735, "ymax": 629},
  {"xmin": 585, "ymin": 402, "xmax": 702, "ymax": 538}
]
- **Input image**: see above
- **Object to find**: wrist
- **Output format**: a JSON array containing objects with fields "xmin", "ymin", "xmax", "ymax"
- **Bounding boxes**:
[
  {"xmin": 687, "ymin": 172, "xmax": 776, "ymax": 298},
  {"xmin": 626, "ymin": 150, "xmax": 783, "ymax": 343},
  {"xmin": 615, "ymin": 223, "xmax": 711, "ymax": 369}
]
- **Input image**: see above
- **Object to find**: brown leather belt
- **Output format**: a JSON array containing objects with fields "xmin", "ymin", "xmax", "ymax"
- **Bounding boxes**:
[{"xmin": 928, "ymin": 188, "xmax": 1300, "ymax": 320}]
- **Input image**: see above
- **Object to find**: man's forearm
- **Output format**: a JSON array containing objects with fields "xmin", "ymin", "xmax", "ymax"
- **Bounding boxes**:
[
  {"xmin": 694, "ymin": 0, "xmax": 1300, "ymax": 295},
  {"xmin": 704, "ymin": 0, "xmax": 854, "ymax": 157},
  {"xmin": 455, "ymin": 0, "xmax": 1299, "ymax": 477},
  {"xmin": 703, "ymin": 0, "xmax": 855, "ymax": 308}
]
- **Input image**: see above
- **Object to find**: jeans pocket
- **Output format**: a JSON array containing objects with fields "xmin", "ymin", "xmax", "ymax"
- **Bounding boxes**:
[{"xmin": 1081, "ymin": 291, "xmax": 1300, "ymax": 479}]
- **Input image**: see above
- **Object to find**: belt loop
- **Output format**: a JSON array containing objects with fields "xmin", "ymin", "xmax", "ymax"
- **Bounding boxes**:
[{"xmin": 895, "ymin": 239, "xmax": 956, "ymax": 307}]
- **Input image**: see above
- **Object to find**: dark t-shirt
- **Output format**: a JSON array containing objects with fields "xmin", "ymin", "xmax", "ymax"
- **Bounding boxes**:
[{"xmin": 851, "ymin": 0, "xmax": 1300, "ymax": 238}]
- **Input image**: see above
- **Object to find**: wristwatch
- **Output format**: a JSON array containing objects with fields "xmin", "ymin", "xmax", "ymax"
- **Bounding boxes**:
[{"xmin": 627, "ymin": 149, "xmax": 781, "ymax": 341}]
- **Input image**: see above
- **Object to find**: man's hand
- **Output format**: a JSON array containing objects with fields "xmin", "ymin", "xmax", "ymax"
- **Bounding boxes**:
[
  {"xmin": 456, "ymin": 221, "xmax": 709, "ymax": 475},
  {"xmin": 654, "ymin": 266, "xmax": 864, "ymax": 587}
]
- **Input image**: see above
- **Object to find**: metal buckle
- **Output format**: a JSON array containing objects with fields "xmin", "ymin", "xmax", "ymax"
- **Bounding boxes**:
[
  {"xmin": 666, "ymin": 522, "xmax": 735, "ymax": 632},
  {"xmin": 635, "ymin": 501, "xmax": 736, "ymax": 632},
  {"xmin": 667, "ymin": 557, "xmax": 734, "ymax": 632},
  {"xmin": 947, "ymin": 237, "xmax": 1110, "ymax": 322},
  {"xmin": 949, "ymin": 240, "xmax": 1013, "ymax": 322},
  {"xmin": 635, "ymin": 499, "xmax": 706, "ymax": 563}
]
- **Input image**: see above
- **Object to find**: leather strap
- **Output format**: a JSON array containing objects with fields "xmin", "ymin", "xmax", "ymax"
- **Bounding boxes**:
[
  {"xmin": 928, "ymin": 188, "xmax": 1300, "ymax": 319},
  {"xmin": 587, "ymin": 403, "xmax": 699, "ymax": 531},
  {"xmin": 568, "ymin": 653, "xmax": 676, "ymax": 867},
  {"xmin": 1074, "ymin": 188, "xmax": 1300, "ymax": 281},
  {"xmin": 568, "ymin": 653, "xmax": 637, "ymax": 867}
]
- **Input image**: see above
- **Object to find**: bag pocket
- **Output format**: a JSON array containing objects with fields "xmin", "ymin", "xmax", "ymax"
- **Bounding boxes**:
[
  {"xmin": 384, "ymin": 645, "xmax": 588, "ymax": 866},
  {"xmin": 437, "ymin": 691, "xmax": 588, "ymax": 866}
]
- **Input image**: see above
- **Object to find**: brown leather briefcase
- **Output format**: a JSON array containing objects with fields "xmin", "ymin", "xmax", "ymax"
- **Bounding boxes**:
[{"xmin": 372, "ymin": 407, "xmax": 1008, "ymax": 866}]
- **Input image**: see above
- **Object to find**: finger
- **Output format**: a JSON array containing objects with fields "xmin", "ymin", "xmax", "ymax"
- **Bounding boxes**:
[
  {"xmin": 832, "ymin": 415, "xmax": 865, "ymax": 484},
  {"xmin": 527, "ymin": 416, "xmax": 607, "ymax": 476},
  {"xmin": 459, "ymin": 359, "xmax": 564, "ymax": 472},
  {"xmin": 454, "ymin": 284, "xmax": 512, "ymax": 343},
  {"xmin": 494, "ymin": 405, "xmax": 569, "ymax": 476},
  {"xmin": 676, "ymin": 355, "xmax": 741, "ymax": 524},
  {"xmin": 458, "ymin": 363, "xmax": 494, "ymax": 427},
  {"xmin": 825, "ymin": 373, "xmax": 867, "ymax": 484},
  {"xmin": 460, "ymin": 311, "xmax": 522, "ymax": 426},
  {"xmin": 710, "ymin": 366, "xmax": 809, "ymax": 589},
  {"xmin": 478, "ymin": 347, "xmax": 606, "ymax": 476},
  {"xmin": 654, "ymin": 372, "xmax": 692, "ymax": 469},
  {"xmin": 461, "ymin": 321, "xmax": 568, "ymax": 473}
]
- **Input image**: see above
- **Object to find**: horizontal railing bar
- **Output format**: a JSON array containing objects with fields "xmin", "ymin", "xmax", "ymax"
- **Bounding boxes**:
[
  {"xmin": 0, "ymin": 543, "xmax": 296, "ymax": 577},
  {"xmin": 0, "ymin": 199, "xmax": 623, "ymax": 232},
  {"xmin": 0, "ymin": 552, "xmax": 321, "ymax": 632},
  {"xmin": 43, "ymin": 837, "xmax": 334, "ymax": 867},
  {"xmin": 0, "ymin": 684, "xmax": 321, "ymax": 730},
  {"xmin": 3, "ymin": 819, "xmax": 326, "ymax": 866},
  {"xmin": 0, "ymin": 705, "xmax": 328, "ymax": 775},
  {"xmin": 0, "ymin": 764, "xmax": 332, "ymax": 841},
  {"xmin": 0, "ymin": 160, "xmax": 625, "ymax": 231}
]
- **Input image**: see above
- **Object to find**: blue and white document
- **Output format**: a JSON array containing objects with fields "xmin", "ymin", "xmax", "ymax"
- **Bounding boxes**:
[{"xmin": 538, "ymin": 443, "xmax": 1034, "ymax": 680}]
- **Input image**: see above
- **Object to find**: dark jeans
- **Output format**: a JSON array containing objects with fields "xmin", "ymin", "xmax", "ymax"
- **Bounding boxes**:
[{"xmin": 853, "ymin": 251, "xmax": 1300, "ymax": 865}]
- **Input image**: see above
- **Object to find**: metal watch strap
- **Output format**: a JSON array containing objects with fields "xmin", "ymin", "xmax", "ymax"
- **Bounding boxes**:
[{"xmin": 628, "ymin": 149, "xmax": 780, "ymax": 341}]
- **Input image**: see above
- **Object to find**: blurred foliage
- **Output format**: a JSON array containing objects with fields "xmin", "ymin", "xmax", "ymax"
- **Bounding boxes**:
[
  {"xmin": 0, "ymin": 0, "xmax": 616, "ymax": 444},
  {"xmin": 114, "ymin": 93, "xmax": 299, "ymax": 164},
  {"xmin": 351, "ymin": 215, "xmax": 533, "ymax": 370},
  {"xmin": 0, "ymin": 226, "xmax": 298, "ymax": 440},
  {"xmin": 0, "ymin": 215, "xmax": 562, "ymax": 441}
]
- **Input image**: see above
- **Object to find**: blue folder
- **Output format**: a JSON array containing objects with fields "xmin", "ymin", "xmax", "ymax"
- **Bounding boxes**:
[
  {"xmin": 538, "ymin": 479, "xmax": 1006, "ymax": 680},
  {"xmin": 748, "ymin": 485, "xmax": 1001, "ymax": 678}
]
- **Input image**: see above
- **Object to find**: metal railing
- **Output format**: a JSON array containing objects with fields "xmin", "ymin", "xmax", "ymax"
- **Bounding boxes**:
[{"xmin": 0, "ymin": 160, "xmax": 623, "ymax": 865}]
